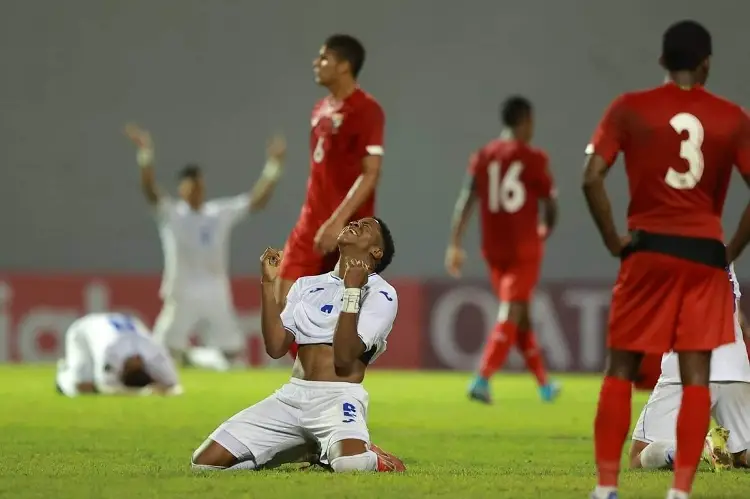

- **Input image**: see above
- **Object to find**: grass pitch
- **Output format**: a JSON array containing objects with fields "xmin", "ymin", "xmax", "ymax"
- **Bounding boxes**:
[{"xmin": 0, "ymin": 366, "xmax": 746, "ymax": 498}]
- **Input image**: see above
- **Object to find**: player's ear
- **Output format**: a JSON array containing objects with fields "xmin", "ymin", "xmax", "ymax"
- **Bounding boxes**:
[{"xmin": 370, "ymin": 246, "xmax": 383, "ymax": 261}]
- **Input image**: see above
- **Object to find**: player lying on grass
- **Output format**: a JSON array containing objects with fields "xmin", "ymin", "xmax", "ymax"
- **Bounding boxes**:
[
  {"xmin": 56, "ymin": 313, "xmax": 182, "ymax": 397},
  {"xmin": 192, "ymin": 217, "xmax": 406, "ymax": 473},
  {"xmin": 630, "ymin": 264, "xmax": 750, "ymax": 471}
]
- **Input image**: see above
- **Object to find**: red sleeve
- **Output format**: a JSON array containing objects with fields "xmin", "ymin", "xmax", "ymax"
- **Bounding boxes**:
[
  {"xmin": 586, "ymin": 95, "xmax": 627, "ymax": 166},
  {"xmin": 534, "ymin": 152, "xmax": 555, "ymax": 199},
  {"xmin": 735, "ymin": 109, "xmax": 750, "ymax": 175},
  {"xmin": 356, "ymin": 101, "xmax": 385, "ymax": 158}
]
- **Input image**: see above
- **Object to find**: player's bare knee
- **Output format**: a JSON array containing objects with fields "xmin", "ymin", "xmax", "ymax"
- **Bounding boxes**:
[
  {"xmin": 507, "ymin": 302, "xmax": 528, "ymax": 326},
  {"xmin": 677, "ymin": 350, "xmax": 711, "ymax": 386},
  {"xmin": 191, "ymin": 439, "xmax": 236, "ymax": 468},
  {"xmin": 605, "ymin": 349, "xmax": 643, "ymax": 380},
  {"xmin": 628, "ymin": 440, "xmax": 647, "ymax": 469}
]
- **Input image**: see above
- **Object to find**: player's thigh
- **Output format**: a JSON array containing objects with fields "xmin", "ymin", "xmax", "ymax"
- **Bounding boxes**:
[
  {"xmin": 632, "ymin": 383, "xmax": 682, "ymax": 443},
  {"xmin": 608, "ymin": 253, "xmax": 683, "ymax": 353},
  {"xmin": 675, "ymin": 264, "xmax": 734, "ymax": 352},
  {"xmin": 204, "ymin": 298, "xmax": 244, "ymax": 352},
  {"xmin": 153, "ymin": 299, "xmax": 199, "ymax": 349},
  {"xmin": 501, "ymin": 259, "xmax": 540, "ymax": 303},
  {"xmin": 302, "ymin": 386, "xmax": 370, "ymax": 461},
  {"xmin": 711, "ymin": 383, "xmax": 750, "ymax": 453},
  {"xmin": 207, "ymin": 389, "xmax": 307, "ymax": 466}
]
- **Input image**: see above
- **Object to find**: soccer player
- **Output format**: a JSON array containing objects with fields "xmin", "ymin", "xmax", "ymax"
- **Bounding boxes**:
[
  {"xmin": 630, "ymin": 264, "xmax": 750, "ymax": 472},
  {"xmin": 446, "ymin": 96, "xmax": 559, "ymax": 404},
  {"xmin": 55, "ymin": 312, "xmax": 182, "ymax": 397},
  {"xmin": 191, "ymin": 217, "xmax": 406, "ymax": 473},
  {"xmin": 124, "ymin": 123, "xmax": 285, "ymax": 370},
  {"xmin": 277, "ymin": 34, "xmax": 385, "ymax": 359},
  {"xmin": 583, "ymin": 21, "xmax": 750, "ymax": 499}
]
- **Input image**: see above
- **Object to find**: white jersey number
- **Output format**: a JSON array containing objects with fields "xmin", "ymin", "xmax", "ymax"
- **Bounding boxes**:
[
  {"xmin": 488, "ymin": 161, "xmax": 526, "ymax": 213},
  {"xmin": 313, "ymin": 137, "xmax": 325, "ymax": 163},
  {"xmin": 664, "ymin": 113, "xmax": 705, "ymax": 190}
]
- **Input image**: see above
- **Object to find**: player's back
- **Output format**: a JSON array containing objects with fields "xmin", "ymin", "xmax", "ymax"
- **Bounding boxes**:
[
  {"xmin": 471, "ymin": 139, "xmax": 552, "ymax": 262},
  {"xmin": 76, "ymin": 313, "xmax": 153, "ymax": 364},
  {"xmin": 616, "ymin": 83, "xmax": 747, "ymax": 241}
]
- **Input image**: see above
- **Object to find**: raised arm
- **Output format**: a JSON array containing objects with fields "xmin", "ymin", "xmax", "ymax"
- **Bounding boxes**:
[
  {"xmin": 247, "ymin": 135, "xmax": 287, "ymax": 213},
  {"xmin": 124, "ymin": 123, "xmax": 161, "ymax": 205},
  {"xmin": 260, "ymin": 248, "xmax": 295, "ymax": 359}
]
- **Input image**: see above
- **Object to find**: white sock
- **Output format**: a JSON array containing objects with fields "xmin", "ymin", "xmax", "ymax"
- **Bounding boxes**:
[
  {"xmin": 666, "ymin": 488, "xmax": 689, "ymax": 499},
  {"xmin": 186, "ymin": 347, "xmax": 230, "ymax": 371},
  {"xmin": 593, "ymin": 486, "xmax": 616, "ymax": 498},
  {"xmin": 330, "ymin": 451, "xmax": 378, "ymax": 472},
  {"xmin": 640, "ymin": 441, "xmax": 676, "ymax": 469}
]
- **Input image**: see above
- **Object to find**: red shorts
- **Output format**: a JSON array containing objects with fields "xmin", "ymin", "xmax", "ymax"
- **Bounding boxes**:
[
  {"xmin": 488, "ymin": 258, "xmax": 541, "ymax": 302},
  {"xmin": 279, "ymin": 227, "xmax": 339, "ymax": 281},
  {"xmin": 608, "ymin": 252, "xmax": 734, "ymax": 354}
]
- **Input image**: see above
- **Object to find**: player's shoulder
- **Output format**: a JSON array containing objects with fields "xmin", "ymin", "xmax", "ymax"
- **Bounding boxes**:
[
  {"xmin": 293, "ymin": 273, "xmax": 330, "ymax": 292},
  {"xmin": 365, "ymin": 274, "xmax": 398, "ymax": 303},
  {"xmin": 700, "ymin": 89, "xmax": 747, "ymax": 119},
  {"xmin": 352, "ymin": 88, "xmax": 383, "ymax": 114}
]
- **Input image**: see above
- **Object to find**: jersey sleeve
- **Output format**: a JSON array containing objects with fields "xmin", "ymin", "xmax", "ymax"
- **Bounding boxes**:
[
  {"xmin": 355, "ymin": 101, "xmax": 385, "ymax": 159},
  {"xmin": 214, "ymin": 194, "xmax": 251, "ymax": 226},
  {"xmin": 586, "ymin": 95, "xmax": 627, "ymax": 166},
  {"xmin": 280, "ymin": 280, "xmax": 302, "ymax": 337},
  {"xmin": 357, "ymin": 286, "xmax": 398, "ymax": 351},
  {"xmin": 734, "ymin": 110, "xmax": 750, "ymax": 175}
]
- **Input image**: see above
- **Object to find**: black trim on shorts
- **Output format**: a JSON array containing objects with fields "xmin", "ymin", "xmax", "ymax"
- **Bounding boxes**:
[{"xmin": 620, "ymin": 230, "xmax": 726, "ymax": 269}]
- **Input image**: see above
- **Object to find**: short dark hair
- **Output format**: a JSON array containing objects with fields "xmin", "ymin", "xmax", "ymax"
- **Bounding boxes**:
[
  {"xmin": 500, "ymin": 96, "xmax": 532, "ymax": 128},
  {"xmin": 121, "ymin": 368, "xmax": 154, "ymax": 388},
  {"xmin": 662, "ymin": 20, "xmax": 712, "ymax": 71},
  {"xmin": 373, "ymin": 217, "xmax": 395, "ymax": 273},
  {"xmin": 325, "ymin": 34, "xmax": 366, "ymax": 78},
  {"xmin": 177, "ymin": 164, "xmax": 202, "ymax": 181}
]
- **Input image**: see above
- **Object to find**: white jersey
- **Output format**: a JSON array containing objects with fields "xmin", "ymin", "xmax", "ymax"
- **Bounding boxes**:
[
  {"xmin": 59, "ymin": 313, "xmax": 179, "ymax": 395},
  {"xmin": 281, "ymin": 272, "xmax": 398, "ymax": 365},
  {"xmin": 659, "ymin": 263, "xmax": 750, "ymax": 383},
  {"xmin": 155, "ymin": 195, "xmax": 250, "ymax": 300}
]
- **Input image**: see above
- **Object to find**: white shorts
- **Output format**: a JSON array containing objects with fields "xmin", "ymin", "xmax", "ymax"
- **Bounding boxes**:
[
  {"xmin": 633, "ymin": 382, "xmax": 750, "ymax": 453},
  {"xmin": 207, "ymin": 378, "xmax": 370, "ymax": 466},
  {"xmin": 153, "ymin": 295, "xmax": 243, "ymax": 352},
  {"xmin": 55, "ymin": 322, "xmax": 94, "ymax": 397}
]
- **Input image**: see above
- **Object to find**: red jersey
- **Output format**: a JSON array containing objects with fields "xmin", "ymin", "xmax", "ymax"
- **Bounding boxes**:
[
  {"xmin": 469, "ymin": 138, "xmax": 554, "ymax": 262},
  {"xmin": 588, "ymin": 82, "xmax": 750, "ymax": 241},
  {"xmin": 295, "ymin": 88, "xmax": 385, "ymax": 236}
]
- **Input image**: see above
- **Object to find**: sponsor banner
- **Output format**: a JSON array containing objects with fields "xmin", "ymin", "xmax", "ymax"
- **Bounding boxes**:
[{"xmin": 0, "ymin": 274, "xmax": 424, "ymax": 368}]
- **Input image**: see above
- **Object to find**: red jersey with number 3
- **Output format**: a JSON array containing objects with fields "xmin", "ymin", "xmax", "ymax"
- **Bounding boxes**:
[
  {"xmin": 293, "ymin": 88, "xmax": 385, "ymax": 238},
  {"xmin": 469, "ymin": 139, "xmax": 555, "ymax": 263},
  {"xmin": 587, "ymin": 83, "xmax": 750, "ymax": 241}
]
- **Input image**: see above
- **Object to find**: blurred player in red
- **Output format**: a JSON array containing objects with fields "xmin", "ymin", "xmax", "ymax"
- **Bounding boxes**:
[
  {"xmin": 446, "ymin": 96, "xmax": 559, "ymax": 404},
  {"xmin": 583, "ymin": 20, "xmax": 750, "ymax": 499},
  {"xmin": 277, "ymin": 34, "xmax": 385, "ymax": 359}
]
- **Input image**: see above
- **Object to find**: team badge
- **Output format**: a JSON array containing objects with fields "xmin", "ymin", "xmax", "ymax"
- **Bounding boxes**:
[{"xmin": 332, "ymin": 113, "xmax": 344, "ymax": 129}]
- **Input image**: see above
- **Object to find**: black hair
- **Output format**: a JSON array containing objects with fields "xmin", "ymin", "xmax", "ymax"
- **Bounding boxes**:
[
  {"xmin": 121, "ymin": 368, "xmax": 154, "ymax": 388},
  {"xmin": 325, "ymin": 34, "xmax": 366, "ymax": 78},
  {"xmin": 373, "ymin": 217, "xmax": 395, "ymax": 273},
  {"xmin": 500, "ymin": 96, "xmax": 532, "ymax": 128},
  {"xmin": 177, "ymin": 164, "xmax": 202, "ymax": 181},
  {"xmin": 662, "ymin": 20, "xmax": 712, "ymax": 71}
]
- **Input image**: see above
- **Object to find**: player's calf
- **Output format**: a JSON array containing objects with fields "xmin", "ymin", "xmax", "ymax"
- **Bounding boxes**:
[{"xmin": 191, "ymin": 438, "xmax": 257, "ymax": 471}]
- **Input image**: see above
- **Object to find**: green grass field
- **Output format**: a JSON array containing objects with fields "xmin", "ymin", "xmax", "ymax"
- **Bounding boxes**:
[{"xmin": 1, "ymin": 366, "xmax": 747, "ymax": 498}]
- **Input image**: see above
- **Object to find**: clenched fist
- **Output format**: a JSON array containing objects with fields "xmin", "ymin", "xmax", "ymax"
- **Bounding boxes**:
[
  {"xmin": 343, "ymin": 259, "xmax": 370, "ymax": 288},
  {"xmin": 260, "ymin": 247, "xmax": 283, "ymax": 283}
]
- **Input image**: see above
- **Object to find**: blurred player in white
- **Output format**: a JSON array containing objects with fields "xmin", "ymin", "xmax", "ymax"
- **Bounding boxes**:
[
  {"xmin": 191, "ymin": 217, "xmax": 405, "ymax": 473},
  {"xmin": 630, "ymin": 264, "xmax": 750, "ymax": 471},
  {"xmin": 124, "ymin": 124, "xmax": 285, "ymax": 370},
  {"xmin": 55, "ymin": 313, "xmax": 182, "ymax": 397}
]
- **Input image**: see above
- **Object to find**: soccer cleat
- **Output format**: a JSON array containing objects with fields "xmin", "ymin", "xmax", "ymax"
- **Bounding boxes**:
[
  {"xmin": 701, "ymin": 426, "xmax": 732, "ymax": 472},
  {"xmin": 589, "ymin": 490, "xmax": 618, "ymax": 499},
  {"xmin": 468, "ymin": 376, "xmax": 492, "ymax": 404},
  {"xmin": 369, "ymin": 443, "xmax": 406, "ymax": 472},
  {"xmin": 540, "ymin": 380, "xmax": 561, "ymax": 402}
]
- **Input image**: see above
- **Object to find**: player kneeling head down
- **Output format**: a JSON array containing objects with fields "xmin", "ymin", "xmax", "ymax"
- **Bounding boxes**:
[{"xmin": 192, "ymin": 217, "xmax": 405, "ymax": 473}]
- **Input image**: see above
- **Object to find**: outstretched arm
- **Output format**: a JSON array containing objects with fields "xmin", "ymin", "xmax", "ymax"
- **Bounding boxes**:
[
  {"xmin": 124, "ymin": 123, "xmax": 161, "ymax": 205},
  {"xmin": 247, "ymin": 135, "xmax": 286, "ymax": 213}
]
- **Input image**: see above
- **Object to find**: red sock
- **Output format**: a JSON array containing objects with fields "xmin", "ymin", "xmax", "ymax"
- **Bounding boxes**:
[
  {"xmin": 479, "ymin": 322, "xmax": 518, "ymax": 379},
  {"xmin": 594, "ymin": 376, "xmax": 632, "ymax": 488},
  {"xmin": 673, "ymin": 385, "xmax": 711, "ymax": 493},
  {"xmin": 516, "ymin": 330, "xmax": 548, "ymax": 386},
  {"xmin": 288, "ymin": 342, "xmax": 299, "ymax": 360}
]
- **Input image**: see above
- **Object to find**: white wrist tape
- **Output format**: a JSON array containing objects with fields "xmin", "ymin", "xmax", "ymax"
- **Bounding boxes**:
[
  {"xmin": 137, "ymin": 148, "xmax": 154, "ymax": 168},
  {"xmin": 342, "ymin": 288, "xmax": 362, "ymax": 314},
  {"xmin": 261, "ymin": 159, "xmax": 282, "ymax": 181}
]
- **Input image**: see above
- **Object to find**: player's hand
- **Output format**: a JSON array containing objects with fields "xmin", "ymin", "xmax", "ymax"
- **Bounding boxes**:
[
  {"xmin": 608, "ymin": 234, "xmax": 632, "ymax": 257},
  {"xmin": 314, "ymin": 218, "xmax": 345, "ymax": 254},
  {"xmin": 538, "ymin": 224, "xmax": 549, "ymax": 240},
  {"xmin": 343, "ymin": 258, "xmax": 370, "ymax": 288},
  {"xmin": 267, "ymin": 134, "xmax": 286, "ymax": 163},
  {"xmin": 260, "ymin": 247, "xmax": 283, "ymax": 283},
  {"xmin": 124, "ymin": 123, "xmax": 153, "ymax": 150},
  {"xmin": 445, "ymin": 245, "xmax": 465, "ymax": 278}
]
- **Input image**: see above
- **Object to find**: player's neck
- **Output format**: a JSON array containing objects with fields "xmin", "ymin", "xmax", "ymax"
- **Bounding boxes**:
[
  {"xmin": 500, "ymin": 128, "xmax": 529, "ymax": 144},
  {"xmin": 666, "ymin": 72, "xmax": 702, "ymax": 90},
  {"xmin": 335, "ymin": 254, "xmax": 373, "ymax": 278},
  {"xmin": 327, "ymin": 79, "xmax": 357, "ymax": 102}
]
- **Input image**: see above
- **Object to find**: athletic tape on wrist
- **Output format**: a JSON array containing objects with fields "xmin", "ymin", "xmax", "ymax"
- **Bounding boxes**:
[
  {"xmin": 137, "ymin": 148, "xmax": 154, "ymax": 168},
  {"xmin": 261, "ymin": 159, "xmax": 282, "ymax": 181},
  {"xmin": 342, "ymin": 288, "xmax": 362, "ymax": 314}
]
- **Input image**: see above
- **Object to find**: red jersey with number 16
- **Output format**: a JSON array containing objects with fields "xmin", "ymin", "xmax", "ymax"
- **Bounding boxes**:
[
  {"xmin": 588, "ymin": 83, "xmax": 750, "ymax": 241},
  {"xmin": 469, "ymin": 139, "xmax": 555, "ymax": 263}
]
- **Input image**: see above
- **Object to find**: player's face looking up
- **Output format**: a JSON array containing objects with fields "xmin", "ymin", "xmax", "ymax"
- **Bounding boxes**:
[
  {"xmin": 313, "ymin": 46, "xmax": 347, "ymax": 86},
  {"xmin": 178, "ymin": 175, "xmax": 205, "ymax": 208},
  {"xmin": 337, "ymin": 218, "xmax": 384, "ymax": 268}
]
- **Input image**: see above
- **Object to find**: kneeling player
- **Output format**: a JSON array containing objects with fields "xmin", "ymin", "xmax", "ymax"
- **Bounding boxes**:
[
  {"xmin": 192, "ymin": 217, "xmax": 405, "ymax": 473},
  {"xmin": 56, "ymin": 312, "xmax": 182, "ymax": 397},
  {"xmin": 630, "ymin": 264, "xmax": 750, "ymax": 471}
]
